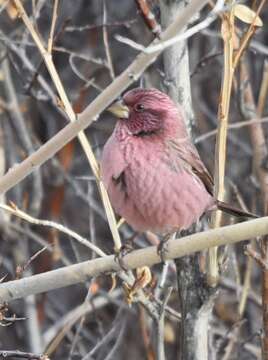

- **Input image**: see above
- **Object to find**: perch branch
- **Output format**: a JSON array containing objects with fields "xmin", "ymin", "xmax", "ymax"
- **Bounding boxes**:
[{"xmin": 1, "ymin": 217, "xmax": 268, "ymax": 303}]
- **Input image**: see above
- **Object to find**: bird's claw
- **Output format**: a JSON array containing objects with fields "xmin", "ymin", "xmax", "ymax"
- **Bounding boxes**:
[
  {"xmin": 114, "ymin": 244, "xmax": 133, "ymax": 272},
  {"xmin": 157, "ymin": 238, "xmax": 169, "ymax": 264}
]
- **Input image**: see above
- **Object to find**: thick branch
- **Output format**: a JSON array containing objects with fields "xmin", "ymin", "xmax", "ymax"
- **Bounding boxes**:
[
  {"xmin": 1, "ymin": 217, "xmax": 268, "ymax": 303},
  {"xmin": 0, "ymin": 0, "xmax": 208, "ymax": 195},
  {"xmin": 160, "ymin": 0, "xmax": 193, "ymax": 130}
]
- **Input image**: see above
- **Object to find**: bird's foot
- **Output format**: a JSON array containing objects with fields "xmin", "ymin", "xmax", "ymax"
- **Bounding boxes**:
[
  {"xmin": 114, "ymin": 243, "xmax": 133, "ymax": 272},
  {"xmin": 157, "ymin": 234, "xmax": 171, "ymax": 263}
]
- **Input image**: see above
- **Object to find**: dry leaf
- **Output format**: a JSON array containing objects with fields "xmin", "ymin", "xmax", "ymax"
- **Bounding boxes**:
[
  {"xmin": 6, "ymin": 3, "xmax": 19, "ymax": 19},
  {"xmin": 0, "ymin": 0, "xmax": 19, "ymax": 20},
  {"xmin": 123, "ymin": 267, "xmax": 152, "ymax": 305},
  {"xmin": 136, "ymin": 266, "xmax": 152, "ymax": 289},
  {"xmin": 234, "ymin": 4, "xmax": 263, "ymax": 27}
]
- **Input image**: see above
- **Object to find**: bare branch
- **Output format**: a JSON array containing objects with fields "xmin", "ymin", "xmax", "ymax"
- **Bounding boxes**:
[
  {"xmin": 1, "ymin": 217, "xmax": 268, "ymax": 303},
  {"xmin": 47, "ymin": 0, "xmax": 59, "ymax": 54},
  {"xmin": 0, "ymin": 203, "xmax": 106, "ymax": 257},
  {"xmin": 115, "ymin": 0, "xmax": 224, "ymax": 53},
  {"xmin": 102, "ymin": 0, "xmax": 115, "ymax": 80},
  {"xmin": 135, "ymin": 0, "xmax": 161, "ymax": 37},
  {"xmin": 0, "ymin": 350, "xmax": 49, "ymax": 359}
]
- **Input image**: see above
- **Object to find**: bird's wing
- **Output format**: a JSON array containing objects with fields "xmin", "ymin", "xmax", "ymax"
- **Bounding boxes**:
[
  {"xmin": 167, "ymin": 139, "xmax": 259, "ymax": 219},
  {"xmin": 167, "ymin": 138, "xmax": 214, "ymax": 195},
  {"xmin": 100, "ymin": 132, "xmax": 127, "ymax": 191}
]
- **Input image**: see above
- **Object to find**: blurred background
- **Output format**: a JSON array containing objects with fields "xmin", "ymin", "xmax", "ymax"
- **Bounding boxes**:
[{"xmin": 0, "ymin": 0, "xmax": 267, "ymax": 359}]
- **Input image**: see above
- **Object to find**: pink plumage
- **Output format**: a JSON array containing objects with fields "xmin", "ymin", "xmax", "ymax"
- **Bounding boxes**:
[
  {"xmin": 101, "ymin": 88, "xmax": 255, "ymax": 235},
  {"xmin": 101, "ymin": 88, "xmax": 214, "ymax": 234}
]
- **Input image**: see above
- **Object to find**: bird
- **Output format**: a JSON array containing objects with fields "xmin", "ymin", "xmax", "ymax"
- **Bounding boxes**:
[{"xmin": 100, "ymin": 88, "xmax": 256, "ymax": 237}]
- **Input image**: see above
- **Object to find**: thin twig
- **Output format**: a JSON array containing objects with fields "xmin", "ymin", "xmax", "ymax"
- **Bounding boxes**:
[
  {"xmin": 0, "ymin": 350, "xmax": 49, "ymax": 359},
  {"xmin": 102, "ymin": 0, "xmax": 115, "ymax": 80},
  {"xmin": 47, "ymin": 0, "xmax": 59, "ymax": 54},
  {"xmin": 17, "ymin": 246, "xmax": 47, "ymax": 278},
  {"xmin": 232, "ymin": 0, "xmax": 267, "ymax": 69},
  {"xmin": 229, "ymin": 182, "xmax": 255, "ymax": 318},
  {"xmin": 53, "ymin": 46, "xmax": 107, "ymax": 67},
  {"xmin": 194, "ymin": 116, "xmax": 268, "ymax": 144},
  {"xmin": 43, "ymin": 288, "xmax": 122, "ymax": 349},
  {"xmin": 209, "ymin": 3, "xmax": 235, "ymax": 287},
  {"xmin": 0, "ymin": 203, "xmax": 106, "ymax": 257},
  {"xmin": 245, "ymin": 246, "xmax": 268, "ymax": 270},
  {"xmin": 116, "ymin": 0, "xmax": 224, "ymax": 53},
  {"xmin": 65, "ymin": 18, "xmax": 137, "ymax": 32},
  {"xmin": 257, "ymin": 60, "xmax": 268, "ymax": 116},
  {"xmin": 135, "ymin": 0, "xmax": 161, "ymax": 37},
  {"xmin": 208, "ymin": 0, "xmax": 266, "ymax": 286},
  {"xmin": 156, "ymin": 287, "xmax": 173, "ymax": 360}
]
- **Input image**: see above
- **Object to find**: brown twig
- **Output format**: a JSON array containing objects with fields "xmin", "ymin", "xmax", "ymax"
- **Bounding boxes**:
[
  {"xmin": 15, "ymin": 246, "xmax": 47, "ymax": 279},
  {"xmin": 232, "ymin": 0, "xmax": 266, "ymax": 69},
  {"xmin": 209, "ymin": 5, "xmax": 235, "ymax": 286},
  {"xmin": 230, "ymin": 182, "xmax": 255, "ymax": 318},
  {"xmin": 239, "ymin": 46, "xmax": 268, "ymax": 359},
  {"xmin": 102, "ymin": 0, "xmax": 115, "ymax": 80},
  {"xmin": 257, "ymin": 60, "xmax": 268, "ymax": 116},
  {"xmin": 135, "ymin": 0, "xmax": 161, "ymax": 38},
  {"xmin": 47, "ymin": 0, "xmax": 59, "ymax": 54},
  {"xmin": 245, "ymin": 245, "xmax": 268, "ymax": 270},
  {"xmin": 209, "ymin": 0, "xmax": 266, "ymax": 286}
]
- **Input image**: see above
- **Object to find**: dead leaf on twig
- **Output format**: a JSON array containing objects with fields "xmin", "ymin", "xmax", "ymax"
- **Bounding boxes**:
[
  {"xmin": 136, "ymin": 266, "xmax": 152, "ymax": 289},
  {"xmin": 0, "ymin": 0, "xmax": 19, "ymax": 19},
  {"xmin": 124, "ymin": 266, "xmax": 152, "ymax": 304},
  {"xmin": 234, "ymin": 4, "xmax": 263, "ymax": 27}
]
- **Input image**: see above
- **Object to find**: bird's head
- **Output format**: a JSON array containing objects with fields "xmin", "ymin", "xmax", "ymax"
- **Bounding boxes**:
[{"xmin": 108, "ymin": 88, "xmax": 188, "ymax": 137}]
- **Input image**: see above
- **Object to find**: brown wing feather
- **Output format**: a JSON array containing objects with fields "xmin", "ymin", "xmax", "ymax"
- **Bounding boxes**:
[
  {"xmin": 167, "ymin": 138, "xmax": 258, "ymax": 219},
  {"xmin": 167, "ymin": 138, "xmax": 214, "ymax": 195}
]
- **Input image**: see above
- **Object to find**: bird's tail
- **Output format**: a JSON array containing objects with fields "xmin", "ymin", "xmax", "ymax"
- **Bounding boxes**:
[{"xmin": 216, "ymin": 200, "xmax": 258, "ymax": 219}]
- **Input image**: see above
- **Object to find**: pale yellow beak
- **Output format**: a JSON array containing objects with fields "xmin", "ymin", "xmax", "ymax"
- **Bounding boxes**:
[{"xmin": 107, "ymin": 100, "xmax": 129, "ymax": 119}]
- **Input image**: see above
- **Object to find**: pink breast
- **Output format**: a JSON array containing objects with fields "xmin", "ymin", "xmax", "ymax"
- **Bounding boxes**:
[{"xmin": 107, "ymin": 136, "xmax": 214, "ymax": 234}]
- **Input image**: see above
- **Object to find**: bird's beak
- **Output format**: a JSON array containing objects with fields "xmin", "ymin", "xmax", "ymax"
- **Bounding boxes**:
[{"xmin": 107, "ymin": 100, "xmax": 129, "ymax": 119}]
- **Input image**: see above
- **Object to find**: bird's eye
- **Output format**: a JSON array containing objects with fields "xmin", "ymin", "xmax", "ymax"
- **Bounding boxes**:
[{"xmin": 135, "ymin": 103, "xmax": 145, "ymax": 112}]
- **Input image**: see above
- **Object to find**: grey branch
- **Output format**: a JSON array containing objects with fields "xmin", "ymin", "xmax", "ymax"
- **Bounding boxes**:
[{"xmin": 0, "ymin": 217, "xmax": 267, "ymax": 303}]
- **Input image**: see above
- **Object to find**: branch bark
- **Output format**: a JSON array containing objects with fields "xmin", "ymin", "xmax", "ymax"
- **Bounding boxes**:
[
  {"xmin": 0, "ymin": 217, "xmax": 268, "ymax": 303},
  {"xmin": 240, "ymin": 55, "xmax": 268, "ymax": 359},
  {"xmin": 160, "ymin": 1, "xmax": 213, "ymax": 359},
  {"xmin": 160, "ymin": 0, "xmax": 194, "ymax": 130}
]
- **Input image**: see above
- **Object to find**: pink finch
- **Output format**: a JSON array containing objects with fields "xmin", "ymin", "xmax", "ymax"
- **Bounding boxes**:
[{"xmin": 101, "ymin": 88, "xmax": 256, "ymax": 235}]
